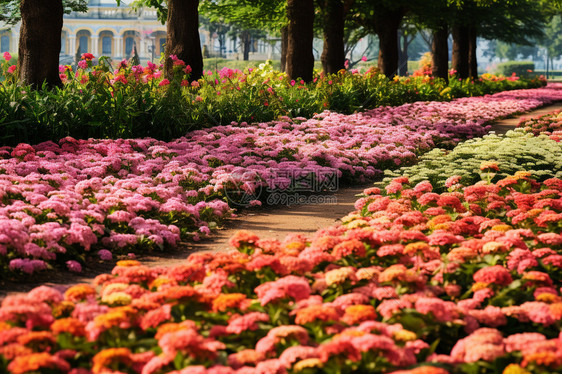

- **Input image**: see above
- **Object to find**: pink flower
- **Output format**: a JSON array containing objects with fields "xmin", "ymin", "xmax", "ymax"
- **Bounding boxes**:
[
  {"xmin": 7, "ymin": 65, "xmax": 16, "ymax": 74},
  {"xmin": 66, "ymin": 260, "xmax": 82, "ymax": 273},
  {"xmin": 159, "ymin": 79, "xmax": 170, "ymax": 87},
  {"xmin": 3, "ymin": 51, "xmax": 11, "ymax": 61},
  {"xmin": 473, "ymin": 265, "xmax": 512, "ymax": 286}
]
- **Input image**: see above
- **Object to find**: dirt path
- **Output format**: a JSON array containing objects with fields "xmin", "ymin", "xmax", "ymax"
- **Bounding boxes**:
[
  {"xmin": 489, "ymin": 102, "xmax": 562, "ymax": 135},
  {"xmin": 0, "ymin": 185, "xmax": 368, "ymax": 297},
  {"xmin": 1, "ymin": 101, "xmax": 561, "ymax": 298}
]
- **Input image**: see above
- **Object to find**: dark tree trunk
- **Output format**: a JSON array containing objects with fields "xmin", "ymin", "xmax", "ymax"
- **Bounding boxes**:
[
  {"xmin": 451, "ymin": 24, "xmax": 469, "ymax": 79},
  {"xmin": 280, "ymin": 26, "xmax": 288, "ymax": 73},
  {"xmin": 374, "ymin": 9, "xmax": 404, "ymax": 79},
  {"xmin": 321, "ymin": 0, "xmax": 346, "ymax": 75},
  {"xmin": 18, "ymin": 0, "xmax": 63, "ymax": 88},
  {"xmin": 398, "ymin": 29, "xmax": 408, "ymax": 76},
  {"xmin": 432, "ymin": 24, "xmax": 449, "ymax": 83},
  {"xmin": 468, "ymin": 25, "xmax": 478, "ymax": 79},
  {"xmin": 241, "ymin": 30, "xmax": 251, "ymax": 61},
  {"xmin": 165, "ymin": 0, "xmax": 203, "ymax": 81},
  {"xmin": 286, "ymin": 0, "xmax": 315, "ymax": 82}
]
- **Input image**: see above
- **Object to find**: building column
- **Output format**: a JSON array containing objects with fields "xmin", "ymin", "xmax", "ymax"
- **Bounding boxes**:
[
  {"xmin": 91, "ymin": 36, "xmax": 99, "ymax": 56},
  {"xmin": 69, "ymin": 35, "xmax": 77, "ymax": 57},
  {"xmin": 114, "ymin": 37, "xmax": 123, "ymax": 59}
]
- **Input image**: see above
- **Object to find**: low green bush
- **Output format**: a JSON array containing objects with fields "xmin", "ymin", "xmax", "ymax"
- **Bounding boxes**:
[
  {"xmin": 382, "ymin": 130, "xmax": 562, "ymax": 191},
  {"xmin": 494, "ymin": 61, "xmax": 535, "ymax": 78},
  {"xmin": 0, "ymin": 55, "xmax": 547, "ymax": 146}
]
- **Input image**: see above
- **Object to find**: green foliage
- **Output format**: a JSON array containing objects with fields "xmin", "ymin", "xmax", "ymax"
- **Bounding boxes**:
[
  {"xmin": 0, "ymin": 0, "xmax": 88, "ymax": 24},
  {"xmin": 383, "ymin": 130, "xmax": 562, "ymax": 192},
  {"xmin": 494, "ymin": 61, "xmax": 535, "ymax": 78},
  {"xmin": 0, "ymin": 57, "xmax": 546, "ymax": 146}
]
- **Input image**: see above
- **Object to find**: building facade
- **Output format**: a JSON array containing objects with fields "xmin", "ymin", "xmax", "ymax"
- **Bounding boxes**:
[
  {"xmin": 0, "ymin": 0, "xmax": 280, "ymax": 66},
  {"xmin": 1, "ymin": 0, "xmax": 167, "ymax": 65}
]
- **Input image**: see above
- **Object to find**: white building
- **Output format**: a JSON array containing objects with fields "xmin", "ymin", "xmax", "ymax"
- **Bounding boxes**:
[{"xmin": 0, "ymin": 0, "xmax": 280, "ymax": 65}]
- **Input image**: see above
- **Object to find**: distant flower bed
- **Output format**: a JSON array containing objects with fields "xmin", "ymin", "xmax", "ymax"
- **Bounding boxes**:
[
  {"xmin": 0, "ymin": 53, "xmax": 548, "ymax": 146},
  {"xmin": 0, "ymin": 86, "xmax": 561, "ymax": 278},
  {"xmin": 518, "ymin": 109, "xmax": 562, "ymax": 141},
  {"xmin": 0, "ymin": 167, "xmax": 560, "ymax": 373}
]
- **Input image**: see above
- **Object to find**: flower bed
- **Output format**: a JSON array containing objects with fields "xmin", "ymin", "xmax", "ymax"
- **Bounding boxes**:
[
  {"xmin": 0, "ymin": 53, "xmax": 547, "ymax": 146},
  {"xmin": 0, "ymin": 167, "xmax": 560, "ymax": 373},
  {"xmin": 383, "ymin": 130, "xmax": 562, "ymax": 192},
  {"xmin": 518, "ymin": 109, "xmax": 562, "ymax": 141},
  {"xmin": 1, "ymin": 86, "xmax": 562, "ymax": 278}
]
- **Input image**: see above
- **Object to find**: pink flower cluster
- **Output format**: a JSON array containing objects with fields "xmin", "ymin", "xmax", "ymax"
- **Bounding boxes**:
[
  {"xmin": 518, "ymin": 109, "xmax": 562, "ymax": 141},
  {"xmin": 0, "ymin": 169, "xmax": 561, "ymax": 373},
  {"xmin": 1, "ymin": 85, "xmax": 562, "ymax": 276}
]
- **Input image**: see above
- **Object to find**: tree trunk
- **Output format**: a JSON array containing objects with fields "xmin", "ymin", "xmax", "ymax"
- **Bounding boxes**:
[
  {"xmin": 321, "ymin": 0, "xmax": 346, "ymax": 75},
  {"xmin": 241, "ymin": 30, "xmax": 251, "ymax": 61},
  {"xmin": 432, "ymin": 24, "xmax": 449, "ymax": 83},
  {"xmin": 468, "ymin": 25, "xmax": 478, "ymax": 79},
  {"xmin": 280, "ymin": 26, "xmax": 288, "ymax": 73},
  {"xmin": 398, "ymin": 29, "xmax": 408, "ymax": 76},
  {"xmin": 286, "ymin": 0, "xmax": 315, "ymax": 82},
  {"xmin": 165, "ymin": 0, "xmax": 203, "ymax": 81},
  {"xmin": 451, "ymin": 24, "xmax": 469, "ymax": 79},
  {"xmin": 17, "ymin": 0, "xmax": 63, "ymax": 88},
  {"xmin": 374, "ymin": 9, "xmax": 404, "ymax": 79}
]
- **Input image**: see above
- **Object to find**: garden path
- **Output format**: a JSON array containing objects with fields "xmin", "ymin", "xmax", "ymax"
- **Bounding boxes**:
[{"xmin": 1, "ymin": 100, "xmax": 561, "ymax": 297}]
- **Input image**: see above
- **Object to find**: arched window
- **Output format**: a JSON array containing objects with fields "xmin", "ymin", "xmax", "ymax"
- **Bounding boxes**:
[
  {"xmin": 79, "ymin": 36, "xmax": 88, "ymax": 54},
  {"xmin": 0, "ymin": 36, "xmax": 9, "ymax": 53},
  {"xmin": 61, "ymin": 35, "xmax": 66, "ymax": 54},
  {"xmin": 102, "ymin": 36, "xmax": 112, "ymax": 55},
  {"xmin": 125, "ymin": 37, "xmax": 134, "ymax": 56}
]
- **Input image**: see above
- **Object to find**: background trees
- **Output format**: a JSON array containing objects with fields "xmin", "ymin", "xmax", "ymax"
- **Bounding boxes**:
[
  {"xmin": 2, "ymin": 0, "xmax": 562, "ymax": 88},
  {"xmin": 0, "ymin": 0, "xmax": 87, "ymax": 86}
]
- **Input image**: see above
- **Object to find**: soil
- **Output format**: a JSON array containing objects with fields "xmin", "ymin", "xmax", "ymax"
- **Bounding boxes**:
[{"xmin": 1, "ymin": 101, "xmax": 561, "ymax": 298}]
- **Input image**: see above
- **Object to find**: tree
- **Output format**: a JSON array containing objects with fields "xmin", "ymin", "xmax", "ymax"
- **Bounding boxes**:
[
  {"xmin": 318, "ymin": 0, "xmax": 354, "ymax": 74},
  {"xmin": 449, "ymin": 0, "xmax": 553, "ymax": 79},
  {"xmin": 286, "ymin": 0, "xmax": 315, "ymax": 81},
  {"xmin": 0, "ymin": 0, "xmax": 88, "ymax": 88},
  {"xmin": 200, "ymin": 0, "xmax": 286, "ymax": 64},
  {"xmin": 164, "ymin": 0, "xmax": 203, "ymax": 80},
  {"xmin": 352, "ymin": 0, "xmax": 410, "ymax": 78},
  {"xmin": 132, "ymin": 0, "xmax": 203, "ymax": 80},
  {"xmin": 409, "ymin": 0, "xmax": 452, "ymax": 81}
]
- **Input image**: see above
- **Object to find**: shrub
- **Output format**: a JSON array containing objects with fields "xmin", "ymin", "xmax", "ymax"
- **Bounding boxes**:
[
  {"xmin": 383, "ymin": 130, "xmax": 562, "ymax": 191},
  {"xmin": 494, "ymin": 61, "xmax": 535, "ymax": 78}
]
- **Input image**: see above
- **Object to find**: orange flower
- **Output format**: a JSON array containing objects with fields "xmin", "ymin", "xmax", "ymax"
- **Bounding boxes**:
[
  {"xmin": 403, "ymin": 242, "xmax": 432, "ymax": 256},
  {"xmin": 7, "ymin": 352, "xmax": 70, "ymax": 374},
  {"xmin": 148, "ymin": 276, "xmax": 175, "ymax": 290},
  {"xmin": 212, "ymin": 293, "xmax": 249, "ymax": 312},
  {"xmin": 285, "ymin": 241, "xmax": 307, "ymax": 254},
  {"xmin": 522, "ymin": 351, "xmax": 562, "ymax": 368},
  {"xmin": 92, "ymin": 348, "xmax": 132, "ymax": 374},
  {"xmin": 341, "ymin": 305, "xmax": 376, "ymax": 325},
  {"xmin": 0, "ymin": 343, "xmax": 32, "ymax": 360},
  {"xmin": 155, "ymin": 320, "xmax": 197, "ymax": 340},
  {"xmin": 0, "ymin": 321, "xmax": 12, "ymax": 331},
  {"xmin": 480, "ymin": 161, "xmax": 499, "ymax": 171},
  {"xmin": 115, "ymin": 260, "xmax": 141, "ymax": 267},
  {"xmin": 51, "ymin": 318, "xmax": 86, "ymax": 337},
  {"xmin": 295, "ymin": 305, "xmax": 339, "ymax": 325},
  {"xmin": 378, "ymin": 264, "xmax": 408, "ymax": 283},
  {"xmin": 17, "ymin": 331, "xmax": 55, "ymax": 350},
  {"xmin": 64, "ymin": 284, "xmax": 96, "ymax": 302},
  {"xmin": 94, "ymin": 306, "xmax": 136, "ymax": 329},
  {"xmin": 549, "ymin": 303, "xmax": 562, "ymax": 320},
  {"xmin": 52, "ymin": 301, "xmax": 75, "ymax": 318}
]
